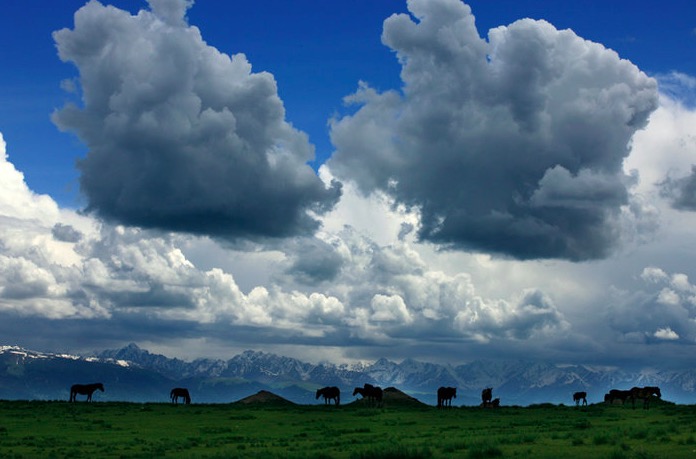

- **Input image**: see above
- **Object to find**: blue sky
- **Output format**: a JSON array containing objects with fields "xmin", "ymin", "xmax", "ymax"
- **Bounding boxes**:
[
  {"xmin": 1, "ymin": 0, "xmax": 696, "ymax": 371},
  {"xmin": 2, "ymin": 0, "xmax": 694, "ymax": 207}
]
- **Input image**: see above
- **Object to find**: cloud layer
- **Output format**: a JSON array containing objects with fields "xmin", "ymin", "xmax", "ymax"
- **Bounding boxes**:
[
  {"xmin": 52, "ymin": 0, "xmax": 340, "ymax": 241},
  {"xmin": 329, "ymin": 0, "xmax": 658, "ymax": 260}
]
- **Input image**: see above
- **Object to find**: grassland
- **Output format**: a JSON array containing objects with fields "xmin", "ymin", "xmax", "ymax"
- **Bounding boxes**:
[{"xmin": 0, "ymin": 399, "xmax": 695, "ymax": 458}]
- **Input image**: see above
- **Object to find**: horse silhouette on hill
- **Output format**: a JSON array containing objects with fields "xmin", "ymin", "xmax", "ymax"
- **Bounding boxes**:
[
  {"xmin": 170, "ymin": 387, "xmax": 191, "ymax": 404},
  {"xmin": 573, "ymin": 391, "xmax": 587, "ymax": 407},
  {"xmin": 606, "ymin": 389, "xmax": 632, "ymax": 405},
  {"xmin": 630, "ymin": 386, "xmax": 661, "ymax": 409},
  {"xmin": 481, "ymin": 387, "xmax": 493, "ymax": 407},
  {"xmin": 437, "ymin": 386, "xmax": 456, "ymax": 409},
  {"xmin": 353, "ymin": 383, "xmax": 383, "ymax": 407},
  {"xmin": 316, "ymin": 386, "xmax": 340, "ymax": 406},
  {"xmin": 69, "ymin": 383, "xmax": 104, "ymax": 402}
]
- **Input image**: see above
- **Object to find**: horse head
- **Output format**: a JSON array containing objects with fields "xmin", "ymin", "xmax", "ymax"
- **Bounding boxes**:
[
  {"xmin": 315, "ymin": 389, "xmax": 322, "ymax": 399},
  {"xmin": 97, "ymin": 383, "xmax": 105, "ymax": 392}
]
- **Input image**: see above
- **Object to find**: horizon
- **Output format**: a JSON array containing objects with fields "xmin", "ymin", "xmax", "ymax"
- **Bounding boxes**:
[{"xmin": 1, "ymin": 0, "xmax": 696, "ymax": 371}]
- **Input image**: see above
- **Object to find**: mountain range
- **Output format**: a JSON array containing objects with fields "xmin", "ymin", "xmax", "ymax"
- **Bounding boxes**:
[{"xmin": 1, "ymin": 343, "xmax": 695, "ymax": 406}]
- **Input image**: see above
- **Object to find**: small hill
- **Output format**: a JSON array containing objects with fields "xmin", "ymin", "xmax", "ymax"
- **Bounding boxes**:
[
  {"xmin": 233, "ymin": 390, "xmax": 295, "ymax": 406},
  {"xmin": 383, "ymin": 387, "xmax": 428, "ymax": 407},
  {"xmin": 348, "ymin": 386, "xmax": 428, "ymax": 407}
]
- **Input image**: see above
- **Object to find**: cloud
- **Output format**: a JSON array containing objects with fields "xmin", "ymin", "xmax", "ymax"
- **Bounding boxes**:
[
  {"xmin": 608, "ymin": 266, "xmax": 696, "ymax": 345},
  {"xmin": 654, "ymin": 327, "xmax": 679, "ymax": 340},
  {"xmin": 328, "ymin": 0, "xmax": 658, "ymax": 261},
  {"xmin": 0, "ymin": 129, "xmax": 569, "ymax": 356},
  {"xmin": 660, "ymin": 165, "xmax": 696, "ymax": 210},
  {"xmin": 52, "ymin": 0, "xmax": 340, "ymax": 241},
  {"xmin": 52, "ymin": 223, "xmax": 83, "ymax": 243}
]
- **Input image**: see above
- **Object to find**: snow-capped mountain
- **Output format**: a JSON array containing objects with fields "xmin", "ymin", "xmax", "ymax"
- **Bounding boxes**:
[{"xmin": 1, "ymin": 344, "xmax": 695, "ymax": 405}]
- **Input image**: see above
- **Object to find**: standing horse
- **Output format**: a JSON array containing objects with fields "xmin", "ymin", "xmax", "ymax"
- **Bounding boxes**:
[
  {"xmin": 353, "ymin": 384, "xmax": 383, "ymax": 407},
  {"xmin": 437, "ymin": 387, "xmax": 457, "ymax": 409},
  {"xmin": 573, "ymin": 391, "xmax": 587, "ymax": 407},
  {"xmin": 69, "ymin": 383, "xmax": 104, "ymax": 402},
  {"xmin": 316, "ymin": 386, "xmax": 340, "ymax": 406},
  {"xmin": 606, "ymin": 389, "xmax": 632, "ymax": 405},
  {"xmin": 481, "ymin": 387, "xmax": 493, "ymax": 407},
  {"xmin": 629, "ymin": 386, "xmax": 661, "ymax": 409},
  {"xmin": 170, "ymin": 387, "xmax": 191, "ymax": 404}
]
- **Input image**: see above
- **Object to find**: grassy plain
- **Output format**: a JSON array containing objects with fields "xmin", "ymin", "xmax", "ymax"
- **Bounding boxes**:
[{"xmin": 0, "ymin": 399, "xmax": 694, "ymax": 458}]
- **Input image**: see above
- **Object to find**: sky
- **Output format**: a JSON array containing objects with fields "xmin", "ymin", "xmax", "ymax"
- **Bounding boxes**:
[{"xmin": 1, "ymin": 0, "xmax": 696, "ymax": 370}]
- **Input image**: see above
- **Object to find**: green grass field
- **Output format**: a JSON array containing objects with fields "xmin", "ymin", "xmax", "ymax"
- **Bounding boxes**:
[{"xmin": 0, "ymin": 399, "xmax": 694, "ymax": 458}]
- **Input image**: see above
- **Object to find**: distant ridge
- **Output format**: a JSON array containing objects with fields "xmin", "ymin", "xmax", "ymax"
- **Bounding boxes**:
[
  {"xmin": 2, "ymin": 343, "xmax": 696, "ymax": 405},
  {"xmin": 234, "ymin": 390, "xmax": 295, "ymax": 406}
]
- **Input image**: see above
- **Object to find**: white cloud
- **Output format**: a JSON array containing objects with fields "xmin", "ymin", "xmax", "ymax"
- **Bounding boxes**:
[{"xmin": 654, "ymin": 327, "xmax": 679, "ymax": 340}]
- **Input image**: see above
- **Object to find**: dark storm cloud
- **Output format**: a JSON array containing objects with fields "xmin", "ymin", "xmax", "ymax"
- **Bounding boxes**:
[
  {"xmin": 52, "ymin": 0, "xmax": 340, "ymax": 241},
  {"xmin": 328, "ymin": 0, "xmax": 658, "ymax": 261},
  {"xmin": 660, "ymin": 165, "xmax": 696, "ymax": 211},
  {"xmin": 277, "ymin": 237, "xmax": 345, "ymax": 285}
]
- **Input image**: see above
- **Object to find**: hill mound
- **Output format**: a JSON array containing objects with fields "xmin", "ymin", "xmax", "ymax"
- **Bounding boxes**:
[
  {"xmin": 233, "ymin": 390, "xmax": 295, "ymax": 406},
  {"xmin": 383, "ymin": 387, "xmax": 428, "ymax": 407},
  {"xmin": 347, "ymin": 386, "xmax": 428, "ymax": 407}
]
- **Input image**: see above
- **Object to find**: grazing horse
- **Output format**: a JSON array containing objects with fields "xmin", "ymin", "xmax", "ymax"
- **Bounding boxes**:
[
  {"xmin": 629, "ymin": 386, "xmax": 661, "ymax": 409},
  {"xmin": 170, "ymin": 387, "xmax": 191, "ymax": 404},
  {"xmin": 316, "ymin": 386, "xmax": 340, "ymax": 406},
  {"xmin": 607, "ymin": 389, "xmax": 632, "ymax": 405},
  {"xmin": 353, "ymin": 383, "xmax": 383, "ymax": 407},
  {"xmin": 573, "ymin": 391, "xmax": 587, "ymax": 407},
  {"xmin": 437, "ymin": 387, "xmax": 457, "ymax": 409},
  {"xmin": 481, "ymin": 387, "xmax": 493, "ymax": 407},
  {"xmin": 69, "ymin": 383, "xmax": 104, "ymax": 402}
]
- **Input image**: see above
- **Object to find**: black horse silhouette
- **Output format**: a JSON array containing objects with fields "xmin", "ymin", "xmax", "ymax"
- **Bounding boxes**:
[
  {"xmin": 69, "ymin": 383, "xmax": 104, "ymax": 402},
  {"xmin": 491, "ymin": 398, "xmax": 500, "ymax": 407},
  {"xmin": 437, "ymin": 386, "xmax": 456, "ymax": 409},
  {"xmin": 606, "ymin": 389, "xmax": 632, "ymax": 405},
  {"xmin": 170, "ymin": 387, "xmax": 191, "ymax": 404},
  {"xmin": 481, "ymin": 387, "xmax": 493, "ymax": 407},
  {"xmin": 629, "ymin": 386, "xmax": 661, "ymax": 409},
  {"xmin": 573, "ymin": 391, "xmax": 587, "ymax": 407},
  {"xmin": 316, "ymin": 386, "xmax": 340, "ymax": 406},
  {"xmin": 353, "ymin": 383, "xmax": 383, "ymax": 407}
]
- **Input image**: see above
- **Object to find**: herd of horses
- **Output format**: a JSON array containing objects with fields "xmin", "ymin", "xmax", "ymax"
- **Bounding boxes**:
[{"xmin": 68, "ymin": 382, "xmax": 662, "ymax": 409}]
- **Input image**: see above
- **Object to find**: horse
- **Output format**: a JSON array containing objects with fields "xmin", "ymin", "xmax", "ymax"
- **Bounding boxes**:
[
  {"xmin": 481, "ymin": 387, "xmax": 493, "ymax": 407},
  {"xmin": 573, "ymin": 391, "xmax": 587, "ymax": 407},
  {"xmin": 437, "ymin": 386, "xmax": 457, "ymax": 409},
  {"xmin": 170, "ymin": 387, "xmax": 191, "ymax": 404},
  {"xmin": 353, "ymin": 383, "xmax": 383, "ymax": 407},
  {"xmin": 629, "ymin": 386, "xmax": 661, "ymax": 409},
  {"xmin": 69, "ymin": 383, "xmax": 104, "ymax": 402},
  {"xmin": 606, "ymin": 389, "xmax": 632, "ymax": 405},
  {"xmin": 491, "ymin": 398, "xmax": 500, "ymax": 407},
  {"xmin": 316, "ymin": 386, "xmax": 340, "ymax": 406}
]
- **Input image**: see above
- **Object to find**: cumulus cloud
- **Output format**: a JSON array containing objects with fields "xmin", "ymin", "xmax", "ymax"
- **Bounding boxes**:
[
  {"xmin": 328, "ymin": 0, "xmax": 658, "ymax": 260},
  {"xmin": 1, "ymin": 130, "xmax": 568, "ymax": 355},
  {"xmin": 660, "ymin": 165, "xmax": 696, "ymax": 210},
  {"xmin": 609, "ymin": 266, "xmax": 696, "ymax": 345},
  {"xmin": 654, "ymin": 327, "xmax": 679, "ymax": 341},
  {"xmin": 52, "ymin": 0, "xmax": 340, "ymax": 241},
  {"xmin": 52, "ymin": 223, "xmax": 83, "ymax": 243}
]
